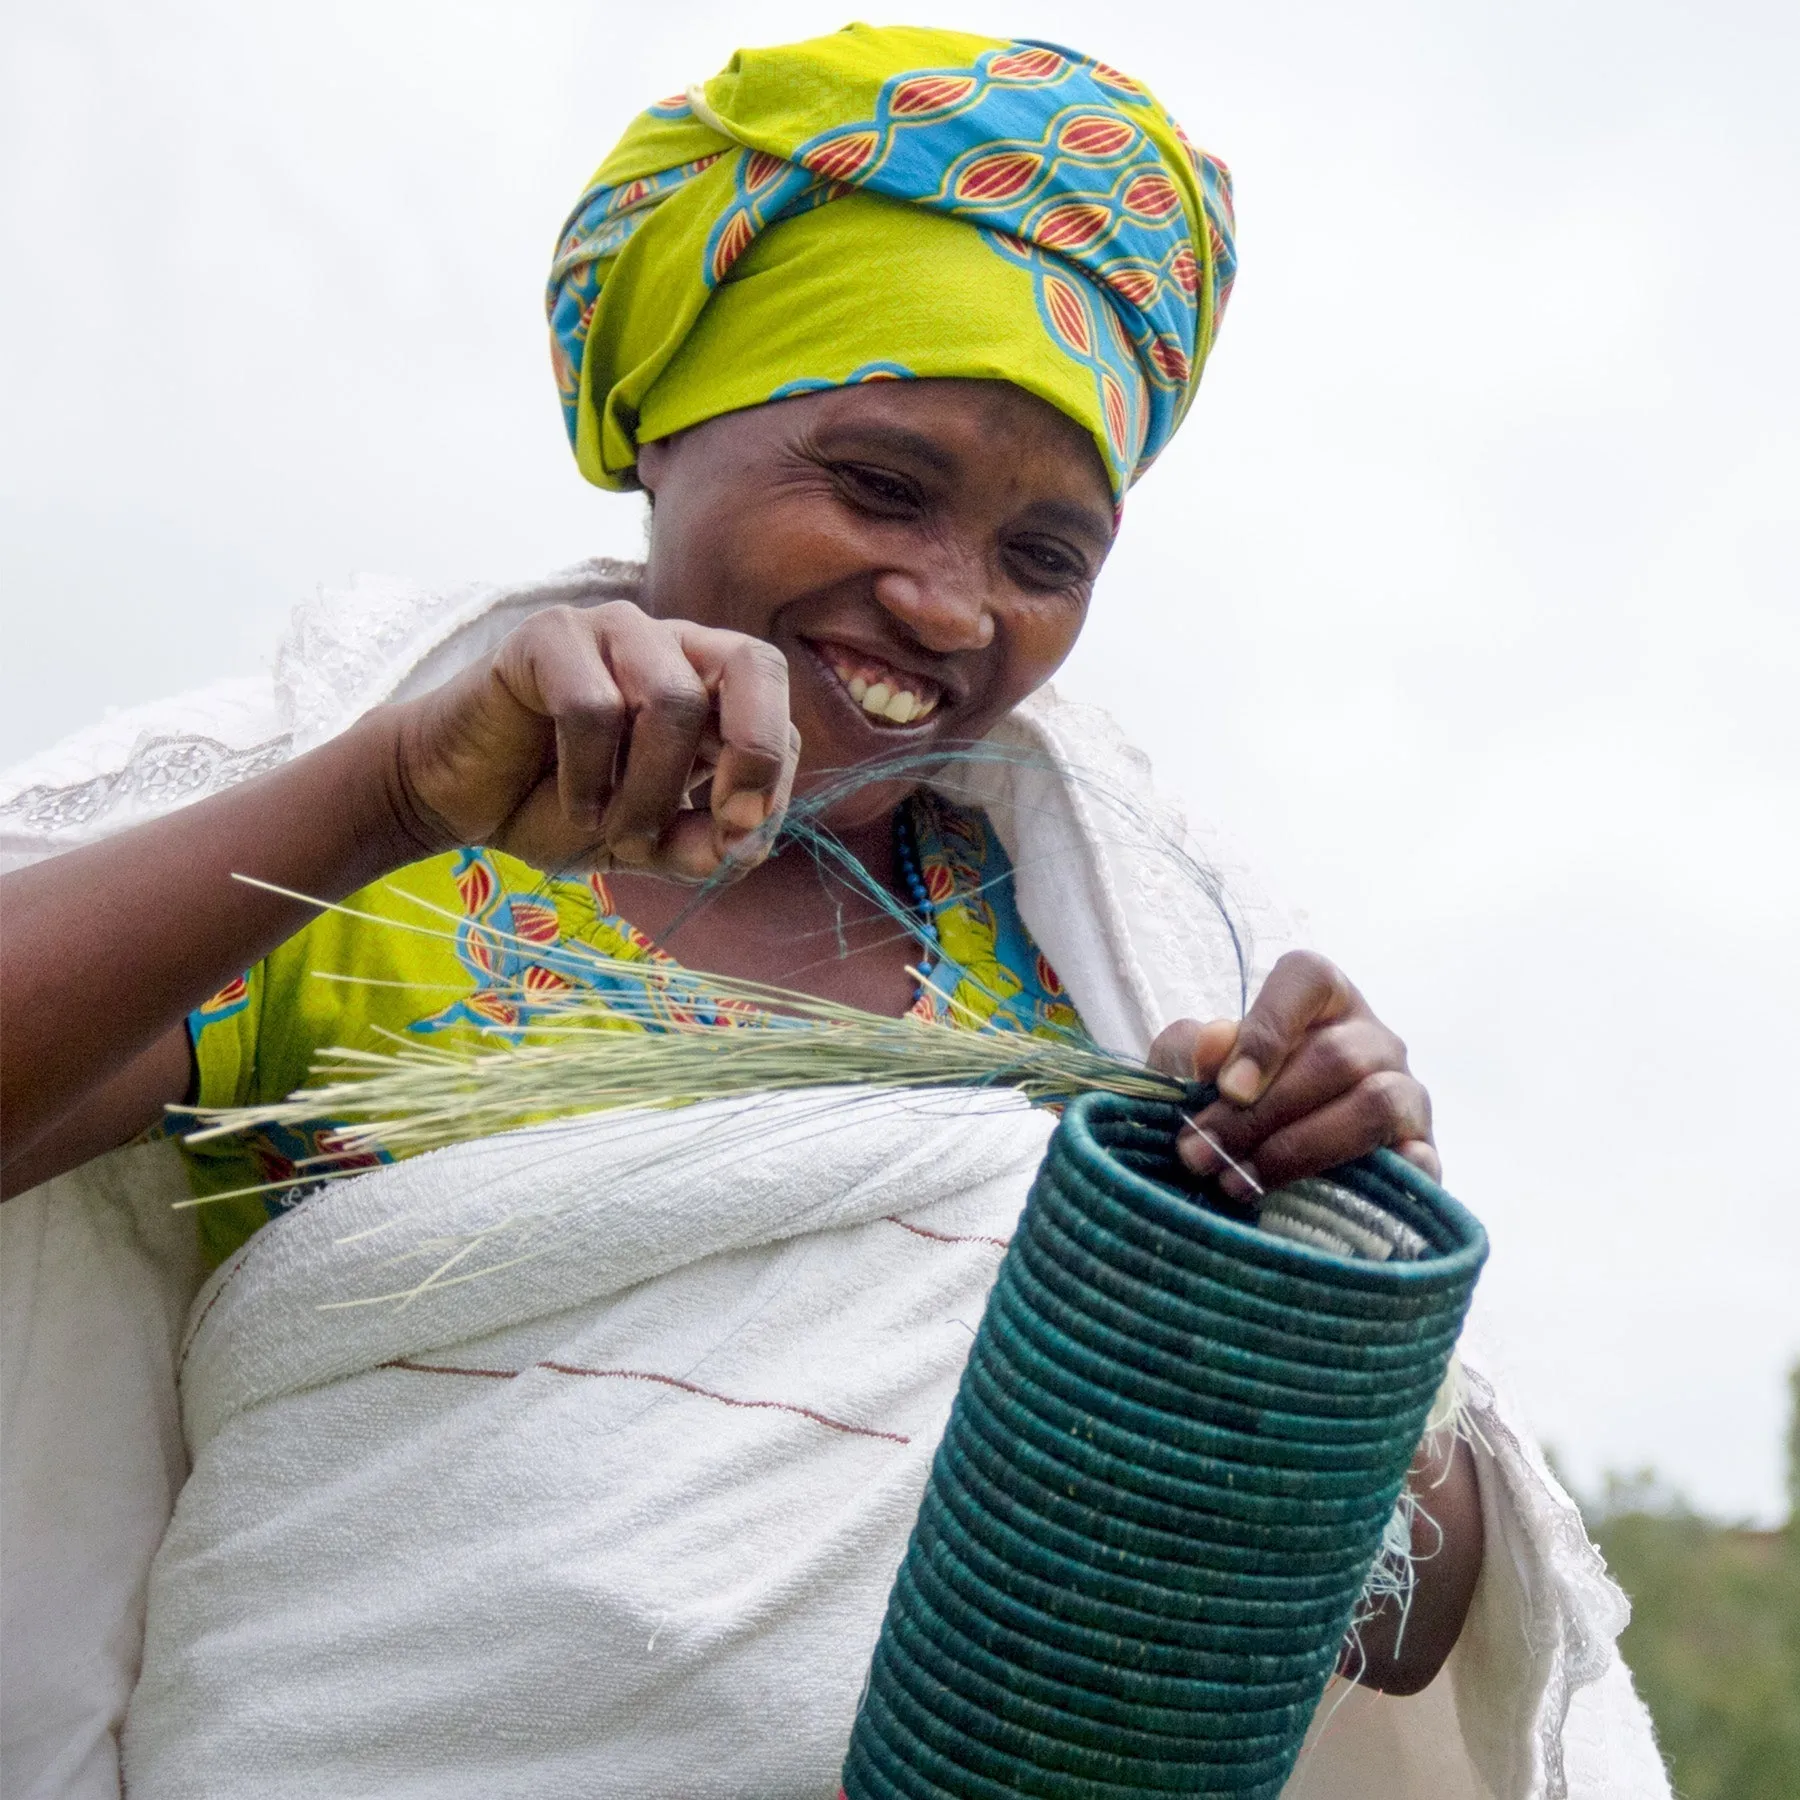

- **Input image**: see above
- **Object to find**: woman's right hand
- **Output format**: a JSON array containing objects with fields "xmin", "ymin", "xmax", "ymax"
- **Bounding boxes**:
[
  {"xmin": 1, "ymin": 599, "xmax": 802, "ymax": 1187},
  {"xmin": 390, "ymin": 601, "xmax": 801, "ymax": 880}
]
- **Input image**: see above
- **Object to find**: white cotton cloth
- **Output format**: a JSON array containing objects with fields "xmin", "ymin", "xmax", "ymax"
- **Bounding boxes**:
[
  {"xmin": 0, "ymin": 1144, "xmax": 198, "ymax": 1800},
  {"xmin": 128, "ymin": 1088, "xmax": 1056, "ymax": 1799},
  {"xmin": 0, "ymin": 560, "xmax": 1669, "ymax": 1798}
]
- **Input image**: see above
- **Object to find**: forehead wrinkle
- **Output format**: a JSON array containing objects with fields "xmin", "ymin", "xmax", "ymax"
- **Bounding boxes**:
[{"xmin": 808, "ymin": 421, "xmax": 958, "ymax": 476}]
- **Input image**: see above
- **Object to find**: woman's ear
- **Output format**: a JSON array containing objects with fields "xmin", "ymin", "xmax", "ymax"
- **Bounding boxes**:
[{"xmin": 636, "ymin": 437, "xmax": 667, "ymax": 498}]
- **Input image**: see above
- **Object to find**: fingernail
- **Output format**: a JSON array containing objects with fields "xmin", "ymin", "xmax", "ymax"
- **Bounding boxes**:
[
  {"xmin": 1219, "ymin": 1056, "xmax": 1262, "ymax": 1105},
  {"xmin": 611, "ymin": 833, "xmax": 654, "ymax": 866},
  {"xmin": 1179, "ymin": 1128, "xmax": 1221, "ymax": 1178},
  {"xmin": 718, "ymin": 790, "xmax": 770, "ymax": 833},
  {"xmin": 718, "ymin": 829, "xmax": 767, "ymax": 869}
]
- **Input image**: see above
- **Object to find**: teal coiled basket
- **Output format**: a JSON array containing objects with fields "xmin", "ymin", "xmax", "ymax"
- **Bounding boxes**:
[{"xmin": 841, "ymin": 1089, "xmax": 1488, "ymax": 1800}]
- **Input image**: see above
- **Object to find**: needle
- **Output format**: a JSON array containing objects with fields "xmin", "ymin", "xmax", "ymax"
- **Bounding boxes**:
[{"xmin": 1180, "ymin": 1114, "xmax": 1265, "ymax": 1199}]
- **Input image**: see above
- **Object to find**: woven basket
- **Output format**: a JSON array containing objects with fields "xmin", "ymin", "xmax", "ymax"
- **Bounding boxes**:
[{"xmin": 841, "ymin": 1089, "xmax": 1487, "ymax": 1799}]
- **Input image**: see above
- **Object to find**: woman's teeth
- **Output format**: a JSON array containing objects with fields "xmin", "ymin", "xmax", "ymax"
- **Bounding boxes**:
[{"xmin": 827, "ymin": 652, "xmax": 940, "ymax": 726}]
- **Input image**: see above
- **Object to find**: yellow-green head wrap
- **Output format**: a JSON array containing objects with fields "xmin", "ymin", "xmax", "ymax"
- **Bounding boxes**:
[{"xmin": 547, "ymin": 23, "xmax": 1236, "ymax": 501}]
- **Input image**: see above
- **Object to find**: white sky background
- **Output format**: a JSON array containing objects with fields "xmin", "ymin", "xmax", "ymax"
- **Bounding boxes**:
[{"xmin": 3, "ymin": 0, "xmax": 1796, "ymax": 1519}]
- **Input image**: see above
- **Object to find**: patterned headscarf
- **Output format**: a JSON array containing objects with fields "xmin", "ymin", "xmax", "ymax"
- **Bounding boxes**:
[{"xmin": 547, "ymin": 23, "xmax": 1235, "ymax": 500}]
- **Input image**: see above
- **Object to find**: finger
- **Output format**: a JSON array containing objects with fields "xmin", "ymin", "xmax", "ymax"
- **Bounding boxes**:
[
  {"xmin": 1184, "ymin": 1016, "xmax": 1409, "ymax": 1173},
  {"xmin": 499, "ymin": 610, "xmax": 626, "ymax": 834},
  {"xmin": 1218, "ymin": 950, "xmax": 1364, "ymax": 1106},
  {"xmin": 1149, "ymin": 1018, "xmax": 1259, "ymax": 1180},
  {"xmin": 1149, "ymin": 1017, "xmax": 1239, "ymax": 1083},
  {"xmin": 741, "ymin": 722, "xmax": 802, "ymax": 864},
  {"xmin": 653, "ymin": 724, "xmax": 803, "ymax": 882},
  {"xmin": 679, "ymin": 721, "xmax": 724, "ymax": 808},
  {"xmin": 657, "ymin": 808, "xmax": 739, "ymax": 883},
  {"xmin": 598, "ymin": 613, "xmax": 714, "ymax": 863},
  {"xmin": 1221, "ymin": 1070, "xmax": 1434, "ymax": 1198},
  {"xmin": 677, "ymin": 628, "xmax": 795, "ymax": 849},
  {"xmin": 1396, "ymin": 1138, "xmax": 1443, "ymax": 1181},
  {"xmin": 482, "ymin": 777, "xmax": 611, "ymax": 872}
]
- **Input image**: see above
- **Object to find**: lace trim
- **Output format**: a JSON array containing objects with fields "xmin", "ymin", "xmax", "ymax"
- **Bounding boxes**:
[
  {"xmin": 275, "ymin": 560, "xmax": 645, "ymax": 749},
  {"xmin": 1461, "ymin": 1363, "xmax": 1630, "ymax": 1798},
  {"xmin": 0, "ymin": 731, "xmax": 294, "ymax": 837},
  {"xmin": 0, "ymin": 558, "xmax": 641, "ymax": 854}
]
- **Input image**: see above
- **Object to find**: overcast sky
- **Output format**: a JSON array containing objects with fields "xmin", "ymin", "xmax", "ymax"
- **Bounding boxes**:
[{"xmin": 4, "ymin": 0, "xmax": 1795, "ymax": 1520}]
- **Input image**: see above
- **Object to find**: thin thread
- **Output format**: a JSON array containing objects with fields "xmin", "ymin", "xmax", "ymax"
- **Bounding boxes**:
[
  {"xmin": 882, "ymin": 1215, "xmax": 1011, "ymax": 1252},
  {"xmin": 382, "ymin": 1356, "xmax": 911, "ymax": 1445}
]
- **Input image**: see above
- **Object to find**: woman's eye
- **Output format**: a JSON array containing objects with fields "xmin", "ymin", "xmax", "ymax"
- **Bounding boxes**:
[
  {"xmin": 833, "ymin": 463, "xmax": 920, "ymax": 510},
  {"xmin": 1009, "ymin": 538, "xmax": 1087, "ymax": 587}
]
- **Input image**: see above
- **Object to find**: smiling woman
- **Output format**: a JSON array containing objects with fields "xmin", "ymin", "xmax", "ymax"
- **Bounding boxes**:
[
  {"xmin": 637, "ymin": 381, "xmax": 1113, "ymax": 772},
  {"xmin": 0, "ymin": 20, "xmax": 1667, "ymax": 1800}
]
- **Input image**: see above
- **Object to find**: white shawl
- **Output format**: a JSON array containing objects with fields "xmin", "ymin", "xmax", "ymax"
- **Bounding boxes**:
[{"xmin": 0, "ymin": 561, "xmax": 1669, "ymax": 1799}]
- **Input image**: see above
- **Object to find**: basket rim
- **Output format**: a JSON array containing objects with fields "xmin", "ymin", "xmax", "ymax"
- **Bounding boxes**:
[{"xmin": 1061, "ymin": 1091, "xmax": 1489, "ymax": 1291}]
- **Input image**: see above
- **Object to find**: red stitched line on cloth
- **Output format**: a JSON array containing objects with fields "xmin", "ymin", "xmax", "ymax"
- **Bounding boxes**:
[
  {"xmin": 386, "ymin": 1357, "xmax": 519, "ymax": 1380},
  {"xmin": 881, "ymin": 1214, "xmax": 1010, "ymax": 1252},
  {"xmin": 176, "ymin": 1245, "xmax": 254, "ymax": 1378},
  {"xmin": 383, "ymin": 1357, "xmax": 911, "ymax": 1445}
]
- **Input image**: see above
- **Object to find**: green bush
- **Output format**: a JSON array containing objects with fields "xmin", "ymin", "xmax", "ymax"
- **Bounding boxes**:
[{"xmin": 1583, "ymin": 1365, "xmax": 1800, "ymax": 1800}]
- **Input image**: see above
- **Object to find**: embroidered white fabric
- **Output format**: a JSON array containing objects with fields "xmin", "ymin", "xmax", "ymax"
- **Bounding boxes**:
[{"xmin": 0, "ymin": 564, "xmax": 1669, "ymax": 1799}]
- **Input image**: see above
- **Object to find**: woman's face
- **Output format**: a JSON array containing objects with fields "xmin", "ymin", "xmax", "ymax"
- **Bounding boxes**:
[{"xmin": 636, "ymin": 377, "xmax": 1115, "ymax": 824}]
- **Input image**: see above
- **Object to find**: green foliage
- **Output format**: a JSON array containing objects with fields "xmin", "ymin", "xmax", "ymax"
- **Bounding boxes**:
[
  {"xmin": 1584, "ymin": 1367, "xmax": 1800, "ymax": 1800},
  {"xmin": 1788, "ymin": 1362, "xmax": 1800, "ymax": 1529}
]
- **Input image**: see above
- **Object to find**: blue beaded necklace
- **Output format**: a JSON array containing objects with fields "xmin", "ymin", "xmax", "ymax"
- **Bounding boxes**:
[{"xmin": 892, "ymin": 798, "xmax": 941, "ymax": 1007}]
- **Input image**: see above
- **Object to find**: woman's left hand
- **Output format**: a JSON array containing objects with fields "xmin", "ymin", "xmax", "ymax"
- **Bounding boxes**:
[
  {"xmin": 1148, "ymin": 950, "xmax": 1439, "ymax": 1201},
  {"xmin": 1153, "ymin": 954, "xmax": 1477, "ymax": 1701}
]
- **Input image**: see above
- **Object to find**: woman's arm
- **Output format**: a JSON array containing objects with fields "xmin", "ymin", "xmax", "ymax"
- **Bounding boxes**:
[
  {"xmin": 0, "ymin": 601, "xmax": 797, "ymax": 1194},
  {"xmin": 1343, "ymin": 1427, "xmax": 1484, "ymax": 1694},
  {"xmin": 0, "ymin": 714, "xmax": 420, "ymax": 1186},
  {"xmin": 1150, "ymin": 953, "xmax": 1480, "ymax": 1693},
  {"xmin": 0, "ymin": 1028, "xmax": 195, "ymax": 1196}
]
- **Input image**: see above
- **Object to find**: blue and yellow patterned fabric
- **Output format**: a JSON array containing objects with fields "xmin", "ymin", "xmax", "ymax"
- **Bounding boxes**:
[
  {"xmin": 903, "ymin": 790, "xmax": 1081, "ymax": 1037},
  {"xmin": 181, "ymin": 794, "xmax": 1082, "ymax": 1269},
  {"xmin": 547, "ymin": 23, "xmax": 1235, "ymax": 500}
]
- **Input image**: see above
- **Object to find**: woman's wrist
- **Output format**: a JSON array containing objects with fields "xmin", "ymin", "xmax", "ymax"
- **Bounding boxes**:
[{"xmin": 348, "ymin": 702, "xmax": 464, "ymax": 873}]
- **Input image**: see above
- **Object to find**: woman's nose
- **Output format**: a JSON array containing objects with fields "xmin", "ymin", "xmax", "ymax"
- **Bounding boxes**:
[{"xmin": 872, "ymin": 566, "xmax": 996, "ymax": 652}]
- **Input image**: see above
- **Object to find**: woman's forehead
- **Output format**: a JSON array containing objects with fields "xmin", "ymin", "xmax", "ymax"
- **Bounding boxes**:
[{"xmin": 764, "ymin": 379, "xmax": 1115, "ymax": 514}]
